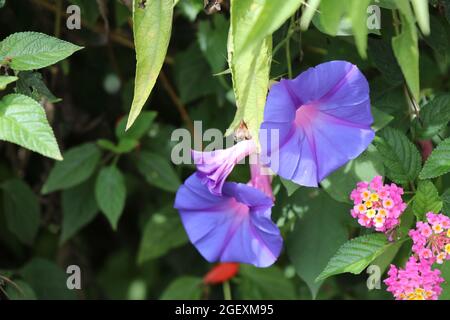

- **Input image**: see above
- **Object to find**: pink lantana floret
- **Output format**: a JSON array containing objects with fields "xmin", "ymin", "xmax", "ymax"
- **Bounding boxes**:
[
  {"xmin": 384, "ymin": 257, "xmax": 444, "ymax": 300},
  {"xmin": 409, "ymin": 212, "xmax": 450, "ymax": 264},
  {"xmin": 350, "ymin": 176, "xmax": 406, "ymax": 233}
]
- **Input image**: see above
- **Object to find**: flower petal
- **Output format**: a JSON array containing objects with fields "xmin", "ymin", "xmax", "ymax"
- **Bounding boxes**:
[
  {"xmin": 174, "ymin": 174, "xmax": 282, "ymax": 267},
  {"xmin": 260, "ymin": 60, "xmax": 374, "ymax": 186}
]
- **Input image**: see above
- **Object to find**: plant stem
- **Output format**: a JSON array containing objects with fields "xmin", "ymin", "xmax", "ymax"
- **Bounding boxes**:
[
  {"xmin": 222, "ymin": 281, "xmax": 232, "ymax": 300},
  {"xmin": 285, "ymin": 16, "xmax": 296, "ymax": 79}
]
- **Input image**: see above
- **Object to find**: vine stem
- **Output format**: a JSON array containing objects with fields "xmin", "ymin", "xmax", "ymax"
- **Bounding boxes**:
[
  {"xmin": 285, "ymin": 16, "xmax": 296, "ymax": 79},
  {"xmin": 222, "ymin": 281, "xmax": 232, "ymax": 301}
]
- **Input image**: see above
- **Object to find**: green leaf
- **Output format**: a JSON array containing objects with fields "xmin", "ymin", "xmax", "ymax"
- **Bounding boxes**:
[
  {"xmin": 413, "ymin": 180, "xmax": 443, "ymax": 220},
  {"xmin": 97, "ymin": 138, "xmax": 139, "ymax": 154},
  {"xmin": 236, "ymin": 0, "xmax": 303, "ymax": 55},
  {"xmin": 317, "ymin": 0, "xmax": 349, "ymax": 35},
  {"xmin": 95, "ymin": 166, "xmax": 126, "ymax": 229},
  {"xmin": 374, "ymin": 127, "xmax": 421, "ymax": 184},
  {"xmin": 0, "ymin": 75, "xmax": 18, "ymax": 90},
  {"xmin": 60, "ymin": 178, "xmax": 98, "ymax": 244},
  {"xmin": 442, "ymin": 188, "xmax": 450, "ymax": 216},
  {"xmin": 4, "ymin": 279, "xmax": 37, "ymax": 300},
  {"xmin": 316, "ymin": 234, "xmax": 391, "ymax": 282},
  {"xmin": 116, "ymin": 111, "xmax": 157, "ymax": 140},
  {"xmin": 280, "ymin": 177, "xmax": 300, "ymax": 197},
  {"xmin": 411, "ymin": 0, "xmax": 430, "ymax": 35},
  {"xmin": 413, "ymin": 95, "xmax": 450, "ymax": 139},
  {"xmin": 136, "ymin": 151, "xmax": 181, "ymax": 193},
  {"xmin": 174, "ymin": 43, "xmax": 221, "ymax": 104},
  {"xmin": 349, "ymin": 0, "xmax": 371, "ymax": 58},
  {"xmin": 300, "ymin": 0, "xmax": 321, "ymax": 30},
  {"xmin": 0, "ymin": 32, "xmax": 82, "ymax": 71},
  {"xmin": 238, "ymin": 265, "xmax": 296, "ymax": 300},
  {"xmin": 197, "ymin": 15, "xmax": 229, "ymax": 73},
  {"xmin": 392, "ymin": 10, "xmax": 420, "ymax": 101},
  {"xmin": 321, "ymin": 144, "xmax": 385, "ymax": 203},
  {"xmin": 42, "ymin": 143, "xmax": 101, "ymax": 194},
  {"xmin": 438, "ymin": 261, "xmax": 450, "ymax": 300},
  {"xmin": 1, "ymin": 179, "xmax": 40, "ymax": 245},
  {"xmin": 127, "ymin": 0, "xmax": 173, "ymax": 129},
  {"xmin": 368, "ymin": 38, "xmax": 404, "ymax": 85},
  {"xmin": 68, "ymin": 0, "xmax": 100, "ymax": 25},
  {"xmin": 286, "ymin": 189, "xmax": 349, "ymax": 298},
  {"xmin": 371, "ymin": 107, "xmax": 394, "ymax": 132},
  {"xmin": 0, "ymin": 94, "xmax": 62, "ymax": 160},
  {"xmin": 137, "ymin": 208, "xmax": 188, "ymax": 264},
  {"xmin": 15, "ymin": 71, "xmax": 61, "ymax": 103},
  {"xmin": 420, "ymin": 137, "xmax": 450, "ymax": 179},
  {"xmin": 227, "ymin": 0, "xmax": 272, "ymax": 144},
  {"xmin": 160, "ymin": 277, "xmax": 203, "ymax": 300},
  {"xmin": 20, "ymin": 258, "xmax": 76, "ymax": 300},
  {"xmin": 177, "ymin": 0, "xmax": 203, "ymax": 22}
]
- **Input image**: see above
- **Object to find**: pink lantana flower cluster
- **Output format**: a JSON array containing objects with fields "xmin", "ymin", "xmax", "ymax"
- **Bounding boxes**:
[
  {"xmin": 409, "ymin": 212, "xmax": 450, "ymax": 265},
  {"xmin": 350, "ymin": 176, "xmax": 406, "ymax": 233},
  {"xmin": 384, "ymin": 257, "xmax": 444, "ymax": 300}
]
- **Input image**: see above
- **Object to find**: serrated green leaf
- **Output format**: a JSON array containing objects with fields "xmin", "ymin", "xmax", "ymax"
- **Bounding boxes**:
[
  {"xmin": 127, "ymin": 0, "xmax": 173, "ymax": 129},
  {"xmin": 136, "ymin": 151, "xmax": 181, "ymax": 193},
  {"xmin": 316, "ymin": 234, "xmax": 391, "ymax": 282},
  {"xmin": 321, "ymin": 144, "xmax": 385, "ymax": 203},
  {"xmin": 160, "ymin": 277, "xmax": 203, "ymax": 300},
  {"xmin": 286, "ymin": 189, "xmax": 348, "ymax": 298},
  {"xmin": 0, "ymin": 75, "xmax": 17, "ymax": 90},
  {"xmin": 392, "ymin": 9, "xmax": 420, "ymax": 101},
  {"xmin": 238, "ymin": 265, "xmax": 296, "ymax": 300},
  {"xmin": 420, "ymin": 138, "xmax": 450, "ymax": 179},
  {"xmin": 442, "ymin": 189, "xmax": 450, "ymax": 216},
  {"xmin": 413, "ymin": 180, "xmax": 443, "ymax": 220},
  {"xmin": 414, "ymin": 95, "xmax": 450, "ymax": 139},
  {"xmin": 60, "ymin": 178, "xmax": 98, "ymax": 244},
  {"xmin": 42, "ymin": 143, "xmax": 101, "ymax": 194},
  {"xmin": 15, "ymin": 71, "xmax": 61, "ymax": 103},
  {"xmin": 95, "ymin": 166, "xmax": 126, "ymax": 229},
  {"xmin": 374, "ymin": 127, "xmax": 421, "ymax": 184},
  {"xmin": 0, "ymin": 32, "xmax": 82, "ymax": 71},
  {"xmin": 1, "ymin": 179, "xmax": 40, "ymax": 245},
  {"xmin": 236, "ymin": 0, "xmax": 303, "ymax": 55},
  {"xmin": 227, "ymin": 0, "xmax": 272, "ymax": 144},
  {"xmin": 0, "ymin": 94, "xmax": 62, "ymax": 160},
  {"xmin": 137, "ymin": 208, "xmax": 188, "ymax": 264}
]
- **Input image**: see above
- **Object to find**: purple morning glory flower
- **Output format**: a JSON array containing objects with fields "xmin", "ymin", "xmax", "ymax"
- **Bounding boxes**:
[
  {"xmin": 192, "ymin": 139, "xmax": 256, "ymax": 195},
  {"xmin": 259, "ymin": 60, "xmax": 374, "ymax": 187},
  {"xmin": 174, "ymin": 173, "xmax": 282, "ymax": 267}
]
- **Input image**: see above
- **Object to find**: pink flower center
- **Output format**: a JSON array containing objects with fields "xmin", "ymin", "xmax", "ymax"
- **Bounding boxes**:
[
  {"xmin": 229, "ymin": 197, "xmax": 250, "ymax": 217},
  {"xmin": 294, "ymin": 103, "xmax": 319, "ymax": 127}
]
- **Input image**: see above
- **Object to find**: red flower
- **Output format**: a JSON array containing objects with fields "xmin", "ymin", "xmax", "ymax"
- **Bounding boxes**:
[{"xmin": 203, "ymin": 263, "xmax": 239, "ymax": 285}]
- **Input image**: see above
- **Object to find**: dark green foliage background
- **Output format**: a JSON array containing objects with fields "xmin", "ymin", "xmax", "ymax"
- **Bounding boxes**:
[{"xmin": 0, "ymin": 0, "xmax": 449, "ymax": 300}]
